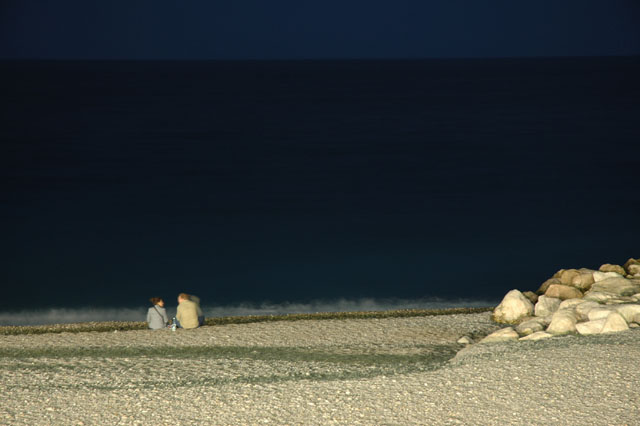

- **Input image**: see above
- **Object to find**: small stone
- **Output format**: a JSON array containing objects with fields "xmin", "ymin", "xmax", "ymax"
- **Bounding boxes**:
[
  {"xmin": 559, "ymin": 269, "xmax": 581, "ymax": 285},
  {"xmin": 545, "ymin": 284, "xmax": 583, "ymax": 300},
  {"xmin": 537, "ymin": 278, "xmax": 561, "ymax": 295},
  {"xmin": 457, "ymin": 336, "xmax": 473, "ymax": 345},
  {"xmin": 522, "ymin": 291, "xmax": 538, "ymax": 304},
  {"xmin": 515, "ymin": 318, "xmax": 545, "ymax": 336},
  {"xmin": 479, "ymin": 327, "xmax": 519, "ymax": 343},
  {"xmin": 627, "ymin": 264, "xmax": 640, "ymax": 276},
  {"xmin": 571, "ymin": 272, "xmax": 595, "ymax": 291},
  {"xmin": 519, "ymin": 331, "xmax": 553, "ymax": 341},
  {"xmin": 599, "ymin": 263, "xmax": 626, "ymax": 275}
]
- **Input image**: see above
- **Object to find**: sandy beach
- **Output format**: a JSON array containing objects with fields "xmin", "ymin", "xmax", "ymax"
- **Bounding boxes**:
[{"xmin": 1, "ymin": 311, "xmax": 639, "ymax": 425}]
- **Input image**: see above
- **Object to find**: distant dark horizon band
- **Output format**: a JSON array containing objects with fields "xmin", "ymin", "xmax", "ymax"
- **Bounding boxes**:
[
  {"xmin": 3, "ymin": 54, "xmax": 640, "ymax": 62},
  {"xmin": 1, "ymin": 57, "xmax": 639, "ymax": 312}
]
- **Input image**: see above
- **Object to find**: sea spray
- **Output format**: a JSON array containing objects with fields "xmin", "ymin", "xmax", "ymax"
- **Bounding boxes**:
[{"xmin": 0, "ymin": 298, "xmax": 498, "ymax": 326}]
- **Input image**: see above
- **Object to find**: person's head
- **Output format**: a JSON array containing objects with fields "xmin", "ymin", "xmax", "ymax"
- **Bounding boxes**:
[
  {"xmin": 150, "ymin": 297, "xmax": 164, "ymax": 307},
  {"xmin": 177, "ymin": 293, "xmax": 190, "ymax": 303}
]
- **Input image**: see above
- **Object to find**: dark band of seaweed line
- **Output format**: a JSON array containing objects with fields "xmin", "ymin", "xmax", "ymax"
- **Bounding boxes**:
[{"xmin": 0, "ymin": 306, "xmax": 493, "ymax": 336}]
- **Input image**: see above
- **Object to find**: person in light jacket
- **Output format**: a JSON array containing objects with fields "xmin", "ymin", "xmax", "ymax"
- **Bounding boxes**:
[
  {"xmin": 146, "ymin": 297, "xmax": 169, "ymax": 330},
  {"xmin": 175, "ymin": 293, "xmax": 199, "ymax": 329}
]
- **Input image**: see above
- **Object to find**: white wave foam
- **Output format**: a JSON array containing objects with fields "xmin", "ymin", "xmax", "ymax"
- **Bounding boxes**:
[
  {"xmin": 0, "ymin": 307, "xmax": 147, "ymax": 326},
  {"xmin": 203, "ymin": 298, "xmax": 497, "ymax": 318},
  {"xmin": 0, "ymin": 298, "xmax": 498, "ymax": 326}
]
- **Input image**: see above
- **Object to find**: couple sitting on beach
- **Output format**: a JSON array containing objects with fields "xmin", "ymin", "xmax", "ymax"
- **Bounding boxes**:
[{"xmin": 146, "ymin": 293, "xmax": 204, "ymax": 330}]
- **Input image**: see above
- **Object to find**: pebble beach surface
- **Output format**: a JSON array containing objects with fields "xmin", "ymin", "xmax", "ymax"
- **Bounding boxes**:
[{"xmin": 2, "ymin": 312, "xmax": 639, "ymax": 425}]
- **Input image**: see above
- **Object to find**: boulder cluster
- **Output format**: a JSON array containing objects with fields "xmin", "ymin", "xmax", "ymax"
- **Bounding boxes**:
[{"xmin": 479, "ymin": 258, "xmax": 640, "ymax": 343}]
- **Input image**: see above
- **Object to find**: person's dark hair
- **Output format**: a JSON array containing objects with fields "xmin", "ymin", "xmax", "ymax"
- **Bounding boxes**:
[{"xmin": 150, "ymin": 297, "xmax": 163, "ymax": 305}]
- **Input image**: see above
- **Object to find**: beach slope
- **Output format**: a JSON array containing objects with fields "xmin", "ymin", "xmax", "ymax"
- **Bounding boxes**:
[{"xmin": 1, "ymin": 311, "xmax": 638, "ymax": 425}]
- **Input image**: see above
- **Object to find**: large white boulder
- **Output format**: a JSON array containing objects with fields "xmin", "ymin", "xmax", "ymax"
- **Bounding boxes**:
[
  {"xmin": 576, "ymin": 319, "xmax": 607, "ymax": 335},
  {"xmin": 587, "ymin": 307, "xmax": 615, "ymax": 321},
  {"xmin": 590, "ymin": 277, "xmax": 640, "ymax": 297},
  {"xmin": 558, "ymin": 298, "xmax": 584, "ymax": 311},
  {"xmin": 492, "ymin": 290, "xmax": 534, "ymax": 324},
  {"xmin": 592, "ymin": 271, "xmax": 623, "ymax": 282},
  {"xmin": 546, "ymin": 309, "xmax": 578, "ymax": 335},
  {"xmin": 583, "ymin": 291, "xmax": 618, "ymax": 303},
  {"xmin": 534, "ymin": 295, "xmax": 561, "ymax": 317},
  {"xmin": 480, "ymin": 327, "xmax": 519, "ymax": 343},
  {"xmin": 600, "ymin": 312, "xmax": 629, "ymax": 333},
  {"xmin": 612, "ymin": 304, "xmax": 640, "ymax": 323},
  {"xmin": 574, "ymin": 301, "xmax": 601, "ymax": 321}
]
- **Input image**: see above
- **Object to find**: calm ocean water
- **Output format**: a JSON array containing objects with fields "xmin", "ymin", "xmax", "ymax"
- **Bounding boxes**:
[{"xmin": 1, "ymin": 57, "xmax": 639, "ymax": 323}]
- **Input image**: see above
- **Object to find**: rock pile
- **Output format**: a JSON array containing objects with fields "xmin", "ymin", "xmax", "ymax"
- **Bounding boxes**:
[{"xmin": 479, "ymin": 258, "xmax": 640, "ymax": 343}]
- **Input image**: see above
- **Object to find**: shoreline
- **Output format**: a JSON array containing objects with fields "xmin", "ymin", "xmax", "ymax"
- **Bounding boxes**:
[{"xmin": 0, "ymin": 306, "xmax": 493, "ymax": 335}]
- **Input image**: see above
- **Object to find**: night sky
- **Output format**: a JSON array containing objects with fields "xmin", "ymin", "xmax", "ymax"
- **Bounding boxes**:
[
  {"xmin": 1, "ymin": 1, "xmax": 640, "ymax": 319},
  {"xmin": 1, "ymin": 0, "xmax": 640, "ymax": 60}
]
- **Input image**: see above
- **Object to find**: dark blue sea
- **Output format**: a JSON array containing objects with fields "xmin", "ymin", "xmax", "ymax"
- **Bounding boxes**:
[{"xmin": 1, "ymin": 57, "xmax": 639, "ymax": 325}]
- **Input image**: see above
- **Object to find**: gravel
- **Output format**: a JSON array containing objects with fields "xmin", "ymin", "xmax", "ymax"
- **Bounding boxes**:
[{"xmin": 1, "ymin": 312, "xmax": 638, "ymax": 425}]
